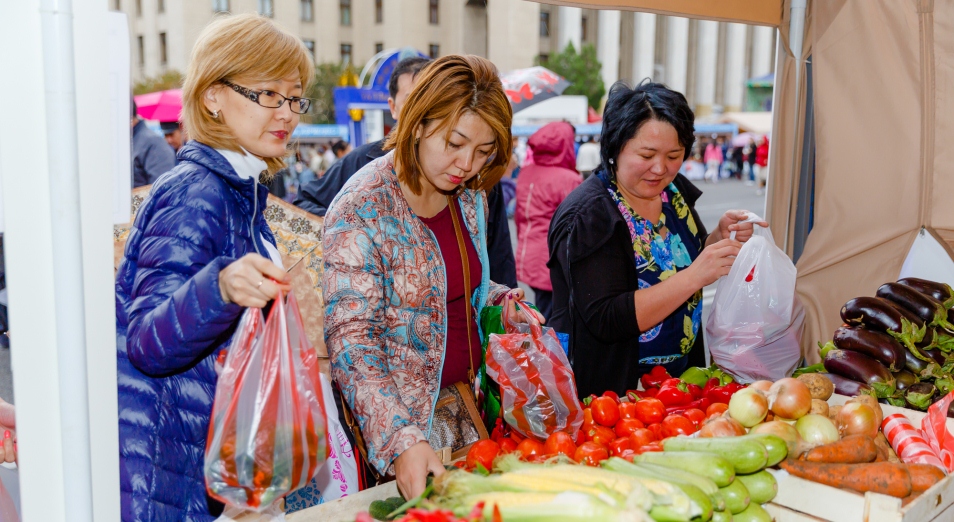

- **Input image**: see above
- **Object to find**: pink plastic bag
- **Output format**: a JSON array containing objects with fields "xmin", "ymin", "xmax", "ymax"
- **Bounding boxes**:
[
  {"xmin": 204, "ymin": 291, "xmax": 328, "ymax": 515},
  {"xmin": 484, "ymin": 301, "xmax": 583, "ymax": 439}
]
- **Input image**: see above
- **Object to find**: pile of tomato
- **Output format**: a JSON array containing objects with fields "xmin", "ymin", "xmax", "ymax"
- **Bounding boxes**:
[{"xmin": 465, "ymin": 396, "xmax": 732, "ymax": 471}]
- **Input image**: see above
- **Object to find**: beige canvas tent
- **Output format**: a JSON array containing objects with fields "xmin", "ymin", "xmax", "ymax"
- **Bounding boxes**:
[{"xmin": 533, "ymin": 0, "xmax": 954, "ymax": 362}]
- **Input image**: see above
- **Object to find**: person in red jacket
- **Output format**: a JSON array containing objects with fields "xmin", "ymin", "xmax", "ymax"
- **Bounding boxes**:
[
  {"xmin": 755, "ymin": 135, "xmax": 770, "ymax": 192},
  {"xmin": 515, "ymin": 122, "xmax": 582, "ymax": 319}
]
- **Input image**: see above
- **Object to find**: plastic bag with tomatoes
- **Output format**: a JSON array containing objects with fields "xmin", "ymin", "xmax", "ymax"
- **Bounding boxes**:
[
  {"xmin": 204, "ymin": 291, "xmax": 328, "ymax": 516},
  {"xmin": 484, "ymin": 301, "xmax": 584, "ymax": 439}
]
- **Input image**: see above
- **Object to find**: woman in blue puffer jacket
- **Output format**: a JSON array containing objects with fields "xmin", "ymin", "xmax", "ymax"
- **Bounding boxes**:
[{"xmin": 115, "ymin": 14, "xmax": 314, "ymax": 521}]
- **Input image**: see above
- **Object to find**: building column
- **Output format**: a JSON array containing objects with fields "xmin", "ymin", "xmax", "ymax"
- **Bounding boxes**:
[
  {"xmin": 723, "ymin": 23, "xmax": 748, "ymax": 112},
  {"xmin": 596, "ymin": 10, "xmax": 620, "ymax": 90},
  {"xmin": 751, "ymin": 25, "xmax": 775, "ymax": 78},
  {"xmin": 694, "ymin": 20, "xmax": 718, "ymax": 116},
  {"xmin": 664, "ymin": 16, "xmax": 689, "ymax": 94},
  {"xmin": 557, "ymin": 6, "xmax": 582, "ymax": 52},
  {"xmin": 632, "ymin": 12, "xmax": 656, "ymax": 83}
]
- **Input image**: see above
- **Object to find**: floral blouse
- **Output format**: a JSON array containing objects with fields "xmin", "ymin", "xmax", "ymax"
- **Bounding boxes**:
[{"xmin": 598, "ymin": 171, "xmax": 704, "ymax": 365}]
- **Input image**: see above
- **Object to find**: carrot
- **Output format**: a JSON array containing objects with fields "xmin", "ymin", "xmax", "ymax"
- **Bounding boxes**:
[
  {"xmin": 907, "ymin": 464, "xmax": 947, "ymax": 493},
  {"xmin": 901, "ymin": 492, "xmax": 920, "ymax": 507},
  {"xmin": 778, "ymin": 459, "xmax": 913, "ymax": 498},
  {"xmin": 873, "ymin": 442, "xmax": 888, "ymax": 462},
  {"xmin": 802, "ymin": 434, "xmax": 878, "ymax": 464},
  {"xmin": 875, "ymin": 433, "xmax": 901, "ymax": 464}
]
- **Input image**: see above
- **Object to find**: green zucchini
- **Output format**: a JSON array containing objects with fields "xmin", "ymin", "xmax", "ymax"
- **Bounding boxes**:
[
  {"xmin": 741, "ymin": 434, "xmax": 788, "ymax": 466},
  {"xmin": 662, "ymin": 436, "xmax": 769, "ymax": 474},
  {"xmin": 736, "ymin": 471, "xmax": 777, "ymax": 504},
  {"xmin": 732, "ymin": 502, "xmax": 772, "ymax": 522},
  {"xmin": 719, "ymin": 478, "xmax": 751, "ymax": 514},
  {"xmin": 633, "ymin": 451, "xmax": 736, "ymax": 488},
  {"xmin": 601, "ymin": 458, "xmax": 714, "ymax": 521},
  {"xmin": 650, "ymin": 504, "xmax": 694, "ymax": 522},
  {"xmin": 634, "ymin": 461, "xmax": 725, "ymax": 511},
  {"xmin": 711, "ymin": 508, "xmax": 734, "ymax": 522}
]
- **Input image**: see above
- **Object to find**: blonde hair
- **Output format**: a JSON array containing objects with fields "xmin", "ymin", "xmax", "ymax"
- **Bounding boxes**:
[
  {"xmin": 182, "ymin": 14, "xmax": 315, "ymax": 174},
  {"xmin": 384, "ymin": 55, "xmax": 513, "ymax": 195}
]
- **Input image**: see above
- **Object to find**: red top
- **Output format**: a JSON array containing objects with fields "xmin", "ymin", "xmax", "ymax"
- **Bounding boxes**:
[{"xmin": 419, "ymin": 199, "xmax": 483, "ymax": 388}]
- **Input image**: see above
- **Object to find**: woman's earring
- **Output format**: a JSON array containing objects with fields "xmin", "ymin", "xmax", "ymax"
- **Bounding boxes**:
[
  {"xmin": 212, "ymin": 110, "xmax": 219, "ymax": 119},
  {"xmin": 414, "ymin": 137, "xmax": 419, "ymax": 145},
  {"xmin": 609, "ymin": 158, "xmax": 614, "ymax": 164}
]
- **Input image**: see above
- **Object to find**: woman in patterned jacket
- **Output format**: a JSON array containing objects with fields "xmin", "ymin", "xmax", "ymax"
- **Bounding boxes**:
[{"xmin": 323, "ymin": 55, "xmax": 541, "ymax": 499}]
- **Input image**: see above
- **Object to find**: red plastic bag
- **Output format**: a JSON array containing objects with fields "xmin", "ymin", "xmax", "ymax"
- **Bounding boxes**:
[
  {"xmin": 204, "ymin": 291, "xmax": 328, "ymax": 512},
  {"xmin": 882, "ymin": 391, "xmax": 954, "ymax": 472},
  {"xmin": 483, "ymin": 301, "xmax": 583, "ymax": 439}
]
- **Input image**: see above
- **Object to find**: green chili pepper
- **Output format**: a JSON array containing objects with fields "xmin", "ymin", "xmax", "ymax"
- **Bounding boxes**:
[{"xmin": 679, "ymin": 366, "xmax": 711, "ymax": 387}]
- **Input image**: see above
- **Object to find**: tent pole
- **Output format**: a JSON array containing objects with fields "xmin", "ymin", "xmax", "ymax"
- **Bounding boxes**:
[
  {"xmin": 0, "ymin": 0, "xmax": 96, "ymax": 519},
  {"xmin": 782, "ymin": 0, "xmax": 808, "ymax": 253}
]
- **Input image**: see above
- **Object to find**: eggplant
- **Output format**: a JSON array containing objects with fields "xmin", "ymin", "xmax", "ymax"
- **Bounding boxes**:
[
  {"xmin": 897, "ymin": 277, "xmax": 954, "ymax": 309},
  {"xmin": 878, "ymin": 282, "xmax": 954, "ymax": 333},
  {"xmin": 892, "ymin": 369, "xmax": 919, "ymax": 391},
  {"xmin": 904, "ymin": 382, "xmax": 937, "ymax": 411},
  {"xmin": 922, "ymin": 347, "xmax": 949, "ymax": 366},
  {"xmin": 832, "ymin": 326, "xmax": 905, "ymax": 371},
  {"xmin": 841, "ymin": 296, "xmax": 928, "ymax": 360},
  {"xmin": 948, "ymin": 401, "xmax": 954, "ymax": 419},
  {"xmin": 821, "ymin": 372, "xmax": 873, "ymax": 396},
  {"xmin": 905, "ymin": 348, "xmax": 933, "ymax": 374},
  {"xmin": 824, "ymin": 348, "xmax": 895, "ymax": 397}
]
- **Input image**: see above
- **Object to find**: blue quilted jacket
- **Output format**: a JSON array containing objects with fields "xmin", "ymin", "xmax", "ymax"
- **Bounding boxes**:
[{"xmin": 115, "ymin": 141, "xmax": 277, "ymax": 521}]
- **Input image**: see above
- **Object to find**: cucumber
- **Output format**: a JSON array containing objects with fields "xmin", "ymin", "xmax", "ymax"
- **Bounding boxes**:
[
  {"xmin": 634, "ymin": 451, "xmax": 736, "ymax": 488},
  {"xmin": 368, "ymin": 497, "xmax": 405, "ymax": 520},
  {"xmin": 742, "ymin": 434, "xmax": 788, "ymax": 466},
  {"xmin": 732, "ymin": 502, "xmax": 772, "ymax": 522},
  {"xmin": 635, "ymin": 461, "xmax": 726, "ymax": 511},
  {"xmin": 719, "ymin": 478, "xmax": 751, "ymax": 514},
  {"xmin": 711, "ymin": 509, "xmax": 734, "ymax": 522},
  {"xmin": 662, "ymin": 436, "xmax": 769, "ymax": 474},
  {"xmin": 736, "ymin": 471, "xmax": 777, "ymax": 504},
  {"xmin": 601, "ymin": 458, "xmax": 713, "ymax": 521}
]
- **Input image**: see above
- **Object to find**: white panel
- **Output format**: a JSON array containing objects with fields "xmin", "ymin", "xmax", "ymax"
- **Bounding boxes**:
[{"xmin": 899, "ymin": 229, "xmax": 954, "ymax": 286}]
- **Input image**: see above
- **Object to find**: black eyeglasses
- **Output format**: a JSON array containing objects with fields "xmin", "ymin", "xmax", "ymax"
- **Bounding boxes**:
[{"xmin": 221, "ymin": 79, "xmax": 312, "ymax": 114}]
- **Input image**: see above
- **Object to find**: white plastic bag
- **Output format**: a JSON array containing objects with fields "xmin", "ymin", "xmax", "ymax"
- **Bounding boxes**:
[{"xmin": 706, "ymin": 214, "xmax": 803, "ymax": 382}]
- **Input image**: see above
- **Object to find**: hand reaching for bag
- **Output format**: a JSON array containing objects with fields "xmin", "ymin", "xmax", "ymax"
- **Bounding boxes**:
[
  {"xmin": 218, "ymin": 254, "xmax": 291, "ymax": 308},
  {"xmin": 503, "ymin": 289, "xmax": 546, "ymax": 325}
]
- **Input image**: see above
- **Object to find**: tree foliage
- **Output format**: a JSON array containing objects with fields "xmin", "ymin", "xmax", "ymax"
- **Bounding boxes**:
[
  {"xmin": 303, "ymin": 62, "xmax": 346, "ymax": 124},
  {"xmin": 132, "ymin": 70, "xmax": 184, "ymax": 95},
  {"xmin": 537, "ymin": 43, "xmax": 605, "ymax": 110}
]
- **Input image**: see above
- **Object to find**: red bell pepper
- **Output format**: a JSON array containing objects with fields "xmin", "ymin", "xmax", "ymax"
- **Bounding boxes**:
[
  {"xmin": 640, "ymin": 365, "xmax": 672, "ymax": 389},
  {"xmin": 626, "ymin": 388, "xmax": 659, "ymax": 401},
  {"xmin": 665, "ymin": 397, "xmax": 711, "ymax": 415},
  {"xmin": 686, "ymin": 383, "xmax": 703, "ymax": 399},
  {"xmin": 705, "ymin": 381, "xmax": 746, "ymax": 404},
  {"xmin": 602, "ymin": 390, "xmax": 621, "ymax": 403},
  {"xmin": 656, "ymin": 378, "xmax": 692, "ymax": 407}
]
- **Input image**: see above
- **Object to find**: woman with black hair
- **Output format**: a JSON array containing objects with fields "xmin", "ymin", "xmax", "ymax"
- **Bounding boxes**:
[{"xmin": 547, "ymin": 81, "xmax": 767, "ymax": 398}]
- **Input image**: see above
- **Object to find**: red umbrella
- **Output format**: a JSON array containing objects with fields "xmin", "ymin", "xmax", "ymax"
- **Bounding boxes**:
[
  {"xmin": 134, "ymin": 88, "xmax": 182, "ymax": 122},
  {"xmin": 500, "ymin": 66, "xmax": 570, "ymax": 113}
]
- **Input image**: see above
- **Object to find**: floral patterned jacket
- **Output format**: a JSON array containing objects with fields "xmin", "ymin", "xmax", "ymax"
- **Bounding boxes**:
[{"xmin": 323, "ymin": 151, "xmax": 509, "ymax": 474}]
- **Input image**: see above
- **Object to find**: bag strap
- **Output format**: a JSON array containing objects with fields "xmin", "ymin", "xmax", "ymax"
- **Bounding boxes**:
[{"xmin": 447, "ymin": 196, "xmax": 476, "ymax": 386}]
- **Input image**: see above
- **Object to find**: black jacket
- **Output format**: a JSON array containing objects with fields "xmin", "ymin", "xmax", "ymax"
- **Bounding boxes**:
[
  {"xmin": 547, "ymin": 173, "xmax": 708, "ymax": 398},
  {"xmin": 295, "ymin": 140, "xmax": 518, "ymax": 288}
]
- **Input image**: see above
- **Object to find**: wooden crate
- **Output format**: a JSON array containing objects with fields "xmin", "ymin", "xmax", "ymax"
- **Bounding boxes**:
[{"xmin": 766, "ymin": 394, "xmax": 954, "ymax": 522}]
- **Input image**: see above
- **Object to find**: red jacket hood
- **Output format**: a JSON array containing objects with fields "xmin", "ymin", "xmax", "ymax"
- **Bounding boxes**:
[{"xmin": 528, "ymin": 122, "xmax": 577, "ymax": 171}]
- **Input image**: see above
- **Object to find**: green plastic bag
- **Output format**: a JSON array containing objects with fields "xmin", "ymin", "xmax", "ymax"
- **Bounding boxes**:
[{"xmin": 478, "ymin": 306, "xmax": 506, "ymax": 431}]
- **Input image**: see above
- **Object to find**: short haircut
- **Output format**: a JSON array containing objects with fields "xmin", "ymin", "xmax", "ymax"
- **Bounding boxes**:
[
  {"xmin": 383, "ymin": 55, "xmax": 513, "ymax": 195},
  {"xmin": 331, "ymin": 140, "xmax": 348, "ymax": 155},
  {"xmin": 387, "ymin": 56, "xmax": 431, "ymax": 99},
  {"xmin": 600, "ymin": 81, "xmax": 695, "ymax": 176},
  {"xmin": 181, "ymin": 14, "xmax": 315, "ymax": 174}
]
